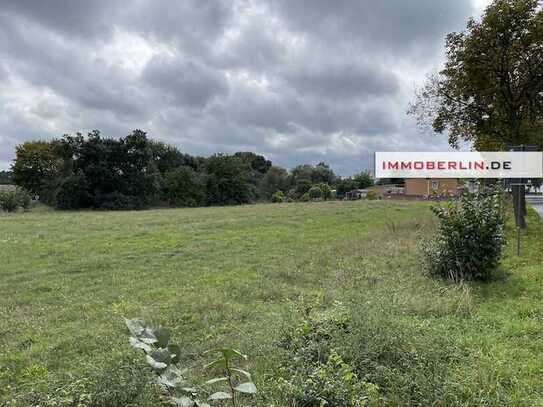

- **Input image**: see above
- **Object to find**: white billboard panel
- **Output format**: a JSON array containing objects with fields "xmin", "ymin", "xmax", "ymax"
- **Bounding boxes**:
[{"xmin": 375, "ymin": 152, "xmax": 543, "ymax": 179}]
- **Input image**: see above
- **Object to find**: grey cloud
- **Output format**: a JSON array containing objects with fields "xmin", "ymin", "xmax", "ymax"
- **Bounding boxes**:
[
  {"xmin": 0, "ymin": 0, "xmax": 480, "ymax": 175},
  {"xmin": 271, "ymin": 0, "xmax": 474, "ymax": 56},
  {"xmin": 0, "ymin": 0, "xmax": 116, "ymax": 39},
  {"xmin": 142, "ymin": 55, "xmax": 228, "ymax": 108},
  {"xmin": 285, "ymin": 63, "xmax": 399, "ymax": 100}
]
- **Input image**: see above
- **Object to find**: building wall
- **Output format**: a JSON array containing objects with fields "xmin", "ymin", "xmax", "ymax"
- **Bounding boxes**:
[{"xmin": 405, "ymin": 178, "xmax": 458, "ymax": 196}]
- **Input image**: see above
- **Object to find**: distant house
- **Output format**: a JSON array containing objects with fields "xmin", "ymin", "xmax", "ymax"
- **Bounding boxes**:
[
  {"xmin": 367, "ymin": 178, "xmax": 461, "ymax": 199},
  {"xmin": 404, "ymin": 178, "xmax": 459, "ymax": 197}
]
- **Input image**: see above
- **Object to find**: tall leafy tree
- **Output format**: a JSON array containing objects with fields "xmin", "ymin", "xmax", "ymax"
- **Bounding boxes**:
[
  {"xmin": 12, "ymin": 140, "xmax": 64, "ymax": 203},
  {"xmin": 259, "ymin": 165, "xmax": 290, "ymax": 198},
  {"xmin": 353, "ymin": 170, "xmax": 374, "ymax": 189},
  {"xmin": 409, "ymin": 0, "xmax": 543, "ymax": 227},
  {"xmin": 204, "ymin": 154, "xmax": 253, "ymax": 206},
  {"xmin": 409, "ymin": 0, "xmax": 543, "ymax": 149}
]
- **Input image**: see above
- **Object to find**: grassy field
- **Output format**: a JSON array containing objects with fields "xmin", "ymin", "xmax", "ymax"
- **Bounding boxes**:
[{"xmin": 1, "ymin": 200, "xmax": 542, "ymax": 406}]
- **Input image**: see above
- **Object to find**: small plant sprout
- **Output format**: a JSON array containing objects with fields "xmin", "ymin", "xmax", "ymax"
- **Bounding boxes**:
[
  {"xmin": 205, "ymin": 348, "xmax": 257, "ymax": 406},
  {"xmin": 125, "ymin": 318, "xmax": 256, "ymax": 406},
  {"xmin": 125, "ymin": 318, "xmax": 209, "ymax": 407}
]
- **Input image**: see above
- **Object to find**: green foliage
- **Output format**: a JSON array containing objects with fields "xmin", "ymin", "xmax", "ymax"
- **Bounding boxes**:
[
  {"xmin": 0, "ymin": 188, "xmax": 33, "ymax": 212},
  {"xmin": 410, "ymin": 0, "xmax": 543, "ymax": 149},
  {"xmin": 259, "ymin": 166, "xmax": 290, "ymax": 199},
  {"xmin": 0, "ymin": 190, "xmax": 19, "ymax": 212},
  {"xmin": 311, "ymin": 162, "xmax": 337, "ymax": 185},
  {"xmin": 12, "ymin": 140, "xmax": 64, "ymax": 204},
  {"xmin": 294, "ymin": 179, "xmax": 313, "ymax": 198},
  {"xmin": 9, "ymin": 354, "xmax": 158, "ymax": 407},
  {"xmin": 316, "ymin": 183, "xmax": 332, "ymax": 200},
  {"xmin": 56, "ymin": 172, "xmax": 90, "ymax": 210},
  {"xmin": 205, "ymin": 348, "xmax": 257, "ymax": 406},
  {"xmin": 336, "ymin": 178, "xmax": 359, "ymax": 199},
  {"xmin": 423, "ymin": 186, "xmax": 507, "ymax": 281},
  {"xmin": 204, "ymin": 155, "xmax": 254, "ymax": 206},
  {"xmin": 278, "ymin": 300, "xmax": 376, "ymax": 406},
  {"xmin": 125, "ymin": 319, "xmax": 256, "ymax": 406},
  {"xmin": 366, "ymin": 190, "xmax": 378, "ymax": 200},
  {"xmin": 164, "ymin": 166, "xmax": 206, "ymax": 207},
  {"xmin": 271, "ymin": 191, "xmax": 285, "ymax": 203},
  {"xmin": 353, "ymin": 171, "xmax": 374, "ymax": 189},
  {"xmin": 308, "ymin": 185, "xmax": 323, "ymax": 200},
  {"xmin": 0, "ymin": 170, "xmax": 13, "ymax": 185}
]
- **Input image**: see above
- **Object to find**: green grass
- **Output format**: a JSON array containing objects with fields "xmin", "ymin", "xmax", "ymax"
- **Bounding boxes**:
[{"xmin": 0, "ymin": 201, "xmax": 542, "ymax": 406}]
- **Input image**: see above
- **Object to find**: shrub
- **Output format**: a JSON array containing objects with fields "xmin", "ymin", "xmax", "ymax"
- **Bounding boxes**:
[
  {"xmin": 299, "ymin": 192, "xmax": 310, "ymax": 202},
  {"xmin": 277, "ymin": 300, "xmax": 377, "ymax": 406},
  {"xmin": 0, "ymin": 188, "xmax": 33, "ymax": 212},
  {"xmin": 125, "ymin": 318, "xmax": 257, "ymax": 406},
  {"xmin": 0, "ymin": 190, "xmax": 19, "ymax": 212},
  {"xmin": 316, "ymin": 183, "xmax": 332, "ymax": 200},
  {"xmin": 366, "ymin": 190, "xmax": 378, "ymax": 200},
  {"xmin": 271, "ymin": 191, "xmax": 285, "ymax": 203},
  {"xmin": 422, "ymin": 186, "xmax": 506, "ymax": 281},
  {"xmin": 308, "ymin": 186, "xmax": 323, "ymax": 200},
  {"xmin": 16, "ymin": 188, "xmax": 32, "ymax": 211}
]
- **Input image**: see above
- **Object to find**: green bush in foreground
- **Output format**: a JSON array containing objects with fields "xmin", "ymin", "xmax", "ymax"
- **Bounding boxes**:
[
  {"xmin": 277, "ymin": 300, "xmax": 378, "ymax": 406},
  {"xmin": 422, "ymin": 186, "xmax": 506, "ymax": 281}
]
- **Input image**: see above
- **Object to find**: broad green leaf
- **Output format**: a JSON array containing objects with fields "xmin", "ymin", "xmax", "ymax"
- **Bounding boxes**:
[
  {"xmin": 150, "ymin": 348, "xmax": 171, "ymax": 363},
  {"xmin": 124, "ymin": 318, "xmax": 145, "ymax": 336},
  {"xmin": 205, "ymin": 377, "xmax": 228, "ymax": 385},
  {"xmin": 155, "ymin": 327, "xmax": 170, "ymax": 348},
  {"xmin": 129, "ymin": 337, "xmax": 151, "ymax": 353},
  {"xmin": 172, "ymin": 397, "xmax": 195, "ymax": 407},
  {"xmin": 156, "ymin": 366, "xmax": 185, "ymax": 388},
  {"xmin": 168, "ymin": 344, "xmax": 181, "ymax": 364},
  {"xmin": 230, "ymin": 367, "xmax": 251, "ymax": 380},
  {"xmin": 206, "ymin": 348, "xmax": 246, "ymax": 361},
  {"xmin": 208, "ymin": 391, "xmax": 232, "ymax": 400},
  {"xmin": 234, "ymin": 382, "xmax": 257, "ymax": 394},
  {"xmin": 204, "ymin": 358, "xmax": 226, "ymax": 370},
  {"xmin": 139, "ymin": 328, "xmax": 158, "ymax": 344},
  {"xmin": 146, "ymin": 354, "xmax": 167, "ymax": 371}
]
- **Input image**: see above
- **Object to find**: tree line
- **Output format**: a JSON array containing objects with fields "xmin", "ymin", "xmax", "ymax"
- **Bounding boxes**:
[{"xmin": 11, "ymin": 130, "xmax": 373, "ymax": 210}]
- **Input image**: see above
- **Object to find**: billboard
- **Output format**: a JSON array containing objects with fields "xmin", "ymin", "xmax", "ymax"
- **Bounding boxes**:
[{"xmin": 375, "ymin": 151, "xmax": 543, "ymax": 179}]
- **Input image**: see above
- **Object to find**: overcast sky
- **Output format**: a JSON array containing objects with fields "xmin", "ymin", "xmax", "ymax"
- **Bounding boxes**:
[{"xmin": 0, "ymin": 0, "xmax": 491, "ymax": 175}]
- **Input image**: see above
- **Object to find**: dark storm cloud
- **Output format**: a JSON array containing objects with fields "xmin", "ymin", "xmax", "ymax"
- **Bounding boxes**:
[
  {"xmin": 143, "ymin": 55, "xmax": 229, "ymax": 108},
  {"xmin": 0, "ymin": 0, "xmax": 481, "ymax": 174}
]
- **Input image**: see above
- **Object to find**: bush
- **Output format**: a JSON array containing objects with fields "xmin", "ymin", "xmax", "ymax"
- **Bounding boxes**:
[
  {"xmin": 16, "ymin": 188, "xmax": 32, "ymax": 211},
  {"xmin": 299, "ymin": 192, "xmax": 310, "ymax": 202},
  {"xmin": 0, "ymin": 190, "xmax": 19, "ymax": 212},
  {"xmin": 316, "ymin": 183, "xmax": 332, "ymax": 200},
  {"xmin": 308, "ymin": 185, "xmax": 323, "ymax": 200},
  {"xmin": 422, "ymin": 186, "xmax": 506, "ymax": 281},
  {"xmin": 271, "ymin": 190, "xmax": 285, "ymax": 203},
  {"xmin": 366, "ymin": 190, "xmax": 378, "ymax": 200},
  {"xmin": 277, "ymin": 300, "xmax": 378, "ymax": 406},
  {"xmin": 0, "ymin": 188, "xmax": 33, "ymax": 212}
]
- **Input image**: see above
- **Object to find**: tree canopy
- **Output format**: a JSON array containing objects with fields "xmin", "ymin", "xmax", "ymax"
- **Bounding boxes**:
[{"xmin": 409, "ymin": 0, "xmax": 543, "ymax": 150}]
